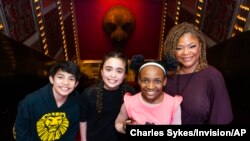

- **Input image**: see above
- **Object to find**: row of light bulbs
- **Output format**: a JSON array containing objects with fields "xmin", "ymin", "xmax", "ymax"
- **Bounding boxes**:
[
  {"xmin": 34, "ymin": 0, "xmax": 79, "ymax": 61},
  {"xmin": 232, "ymin": 3, "xmax": 250, "ymax": 36}
]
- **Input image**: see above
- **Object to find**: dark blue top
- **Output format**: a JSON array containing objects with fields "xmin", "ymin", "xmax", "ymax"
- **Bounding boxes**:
[{"xmin": 14, "ymin": 83, "xmax": 80, "ymax": 141}]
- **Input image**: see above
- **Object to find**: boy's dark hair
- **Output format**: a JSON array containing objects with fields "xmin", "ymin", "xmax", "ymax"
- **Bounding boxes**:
[{"xmin": 49, "ymin": 60, "xmax": 81, "ymax": 81}]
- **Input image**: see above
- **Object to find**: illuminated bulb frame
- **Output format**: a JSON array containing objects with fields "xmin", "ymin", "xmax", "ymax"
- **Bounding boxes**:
[
  {"xmin": 33, "ymin": 0, "xmax": 49, "ymax": 56},
  {"xmin": 158, "ymin": 0, "xmax": 167, "ymax": 59}
]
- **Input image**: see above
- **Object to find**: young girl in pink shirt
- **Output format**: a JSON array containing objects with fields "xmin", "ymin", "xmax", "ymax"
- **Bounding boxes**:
[{"xmin": 115, "ymin": 61, "xmax": 182, "ymax": 133}]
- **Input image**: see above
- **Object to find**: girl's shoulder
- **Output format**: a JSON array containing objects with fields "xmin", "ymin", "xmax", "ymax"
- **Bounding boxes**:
[
  {"xmin": 124, "ymin": 92, "xmax": 140, "ymax": 99},
  {"xmin": 123, "ymin": 83, "xmax": 136, "ymax": 95}
]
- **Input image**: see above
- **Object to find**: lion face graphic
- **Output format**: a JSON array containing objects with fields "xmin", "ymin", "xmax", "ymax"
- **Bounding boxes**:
[{"xmin": 37, "ymin": 112, "xmax": 69, "ymax": 141}]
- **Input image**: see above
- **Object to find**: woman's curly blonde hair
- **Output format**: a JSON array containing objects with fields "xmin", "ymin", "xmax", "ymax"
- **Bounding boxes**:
[{"xmin": 163, "ymin": 22, "xmax": 207, "ymax": 75}]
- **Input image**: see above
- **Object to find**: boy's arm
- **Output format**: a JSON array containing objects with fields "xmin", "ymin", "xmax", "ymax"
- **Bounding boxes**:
[{"xmin": 15, "ymin": 101, "xmax": 34, "ymax": 141}]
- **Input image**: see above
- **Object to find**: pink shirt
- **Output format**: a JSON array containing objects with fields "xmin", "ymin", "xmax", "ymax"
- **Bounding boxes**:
[{"xmin": 124, "ymin": 92, "xmax": 182, "ymax": 124}]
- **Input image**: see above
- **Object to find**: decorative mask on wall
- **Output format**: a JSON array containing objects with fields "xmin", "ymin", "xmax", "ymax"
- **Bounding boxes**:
[{"xmin": 103, "ymin": 5, "xmax": 135, "ymax": 50}]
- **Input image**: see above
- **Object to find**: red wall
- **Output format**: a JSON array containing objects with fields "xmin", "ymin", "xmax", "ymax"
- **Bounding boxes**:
[
  {"xmin": 42, "ymin": 0, "xmax": 55, "ymax": 8},
  {"xmin": 74, "ymin": 0, "xmax": 163, "ymax": 60}
]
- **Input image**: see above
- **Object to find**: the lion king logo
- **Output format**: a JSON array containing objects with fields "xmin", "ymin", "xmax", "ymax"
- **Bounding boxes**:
[{"xmin": 37, "ymin": 112, "xmax": 69, "ymax": 141}]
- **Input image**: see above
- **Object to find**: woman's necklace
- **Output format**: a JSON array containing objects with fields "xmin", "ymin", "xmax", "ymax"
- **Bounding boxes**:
[{"xmin": 176, "ymin": 67, "xmax": 197, "ymax": 95}]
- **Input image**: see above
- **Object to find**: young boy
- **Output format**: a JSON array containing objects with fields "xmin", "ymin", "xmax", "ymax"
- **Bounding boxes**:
[
  {"xmin": 115, "ymin": 61, "xmax": 182, "ymax": 133},
  {"xmin": 14, "ymin": 60, "xmax": 81, "ymax": 141}
]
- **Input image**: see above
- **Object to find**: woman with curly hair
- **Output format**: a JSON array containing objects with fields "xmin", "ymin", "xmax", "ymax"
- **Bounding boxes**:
[
  {"xmin": 79, "ymin": 51, "xmax": 135, "ymax": 141},
  {"xmin": 162, "ymin": 22, "xmax": 233, "ymax": 124}
]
